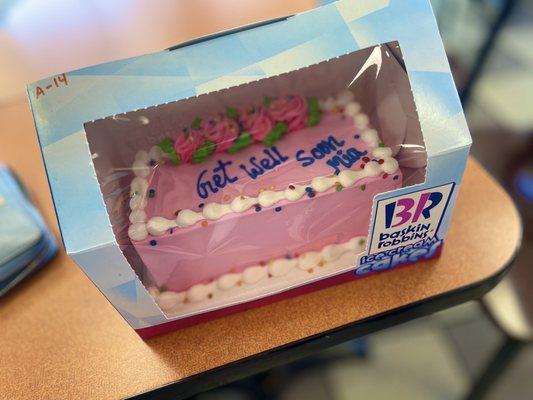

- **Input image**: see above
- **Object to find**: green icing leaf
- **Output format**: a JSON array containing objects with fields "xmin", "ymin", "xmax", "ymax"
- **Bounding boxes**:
[
  {"xmin": 307, "ymin": 113, "xmax": 319, "ymax": 127},
  {"xmin": 225, "ymin": 107, "xmax": 238, "ymax": 120},
  {"xmin": 378, "ymin": 142, "xmax": 386, "ymax": 147},
  {"xmin": 263, "ymin": 96, "xmax": 273, "ymax": 107},
  {"xmin": 191, "ymin": 117, "xmax": 202, "ymax": 130},
  {"xmin": 158, "ymin": 137, "xmax": 180, "ymax": 165},
  {"xmin": 159, "ymin": 137, "xmax": 173, "ymax": 153},
  {"xmin": 228, "ymin": 132, "xmax": 253, "ymax": 154},
  {"xmin": 307, "ymin": 96, "xmax": 321, "ymax": 127},
  {"xmin": 192, "ymin": 141, "xmax": 216, "ymax": 164},
  {"xmin": 307, "ymin": 96, "xmax": 320, "ymax": 113},
  {"xmin": 263, "ymin": 122, "xmax": 288, "ymax": 147},
  {"xmin": 168, "ymin": 153, "xmax": 180, "ymax": 165}
]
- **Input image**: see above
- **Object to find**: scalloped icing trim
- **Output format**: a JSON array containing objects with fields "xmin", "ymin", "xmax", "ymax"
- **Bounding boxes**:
[{"xmin": 150, "ymin": 235, "xmax": 367, "ymax": 314}]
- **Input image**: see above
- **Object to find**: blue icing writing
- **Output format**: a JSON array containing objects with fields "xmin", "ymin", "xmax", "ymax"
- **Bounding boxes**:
[
  {"xmin": 326, "ymin": 147, "xmax": 367, "ymax": 175},
  {"xmin": 296, "ymin": 135, "xmax": 345, "ymax": 166},
  {"xmin": 313, "ymin": 135, "xmax": 345, "ymax": 158},
  {"xmin": 196, "ymin": 159, "xmax": 238, "ymax": 199},
  {"xmin": 295, "ymin": 150, "xmax": 314, "ymax": 167},
  {"xmin": 239, "ymin": 146, "xmax": 289, "ymax": 180},
  {"xmin": 296, "ymin": 134, "xmax": 366, "ymax": 175}
]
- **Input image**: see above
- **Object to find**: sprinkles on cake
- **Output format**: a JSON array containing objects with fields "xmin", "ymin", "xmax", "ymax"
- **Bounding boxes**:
[{"xmin": 127, "ymin": 91, "xmax": 401, "ymax": 244}]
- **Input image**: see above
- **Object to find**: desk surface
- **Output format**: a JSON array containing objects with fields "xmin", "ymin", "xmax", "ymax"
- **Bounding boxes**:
[{"xmin": 0, "ymin": 100, "xmax": 522, "ymax": 400}]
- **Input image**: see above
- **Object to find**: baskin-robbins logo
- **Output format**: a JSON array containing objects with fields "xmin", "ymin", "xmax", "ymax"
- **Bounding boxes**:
[
  {"xmin": 384, "ymin": 191, "xmax": 443, "ymax": 229},
  {"xmin": 356, "ymin": 183, "xmax": 455, "ymax": 276},
  {"xmin": 367, "ymin": 183, "xmax": 455, "ymax": 255}
]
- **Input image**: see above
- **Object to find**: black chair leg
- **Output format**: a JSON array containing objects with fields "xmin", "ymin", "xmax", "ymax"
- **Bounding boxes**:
[
  {"xmin": 465, "ymin": 336, "xmax": 524, "ymax": 400},
  {"xmin": 460, "ymin": 0, "xmax": 519, "ymax": 109}
]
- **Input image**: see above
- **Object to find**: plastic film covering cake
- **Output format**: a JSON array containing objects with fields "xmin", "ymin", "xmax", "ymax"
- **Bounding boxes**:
[{"xmin": 84, "ymin": 44, "xmax": 427, "ymax": 317}]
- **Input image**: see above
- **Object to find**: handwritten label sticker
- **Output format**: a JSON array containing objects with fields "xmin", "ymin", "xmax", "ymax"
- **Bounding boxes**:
[{"xmin": 35, "ymin": 73, "xmax": 68, "ymax": 99}]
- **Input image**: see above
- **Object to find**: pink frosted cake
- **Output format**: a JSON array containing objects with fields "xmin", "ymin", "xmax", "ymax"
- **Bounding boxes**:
[{"xmin": 127, "ymin": 91, "xmax": 401, "ymax": 313}]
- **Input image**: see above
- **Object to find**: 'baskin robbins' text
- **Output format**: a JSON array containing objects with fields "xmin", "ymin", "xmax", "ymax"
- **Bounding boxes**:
[{"xmin": 376, "ymin": 222, "xmax": 433, "ymax": 250}]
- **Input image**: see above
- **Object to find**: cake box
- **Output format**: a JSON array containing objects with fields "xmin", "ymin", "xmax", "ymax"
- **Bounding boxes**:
[{"xmin": 27, "ymin": 0, "xmax": 471, "ymax": 338}]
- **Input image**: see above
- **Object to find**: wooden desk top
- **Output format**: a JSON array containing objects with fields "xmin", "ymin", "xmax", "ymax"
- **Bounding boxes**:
[{"xmin": 0, "ymin": 101, "xmax": 522, "ymax": 400}]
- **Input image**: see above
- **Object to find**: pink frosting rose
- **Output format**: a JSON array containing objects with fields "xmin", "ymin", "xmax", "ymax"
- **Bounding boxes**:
[
  {"xmin": 267, "ymin": 94, "xmax": 308, "ymax": 132},
  {"xmin": 174, "ymin": 129, "xmax": 203, "ymax": 164},
  {"xmin": 239, "ymin": 106, "xmax": 274, "ymax": 141},
  {"xmin": 200, "ymin": 115, "xmax": 239, "ymax": 153}
]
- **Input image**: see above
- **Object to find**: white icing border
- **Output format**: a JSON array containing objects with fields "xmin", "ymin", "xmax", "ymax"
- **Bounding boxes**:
[
  {"xmin": 128, "ymin": 91, "xmax": 400, "ymax": 241},
  {"xmin": 150, "ymin": 235, "xmax": 366, "ymax": 314}
]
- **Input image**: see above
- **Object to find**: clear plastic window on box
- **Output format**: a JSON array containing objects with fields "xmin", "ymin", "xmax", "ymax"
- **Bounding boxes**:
[{"xmin": 84, "ymin": 41, "xmax": 427, "ymax": 318}]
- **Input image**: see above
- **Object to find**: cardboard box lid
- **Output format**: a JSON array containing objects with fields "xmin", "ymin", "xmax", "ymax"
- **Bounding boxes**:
[{"xmin": 28, "ymin": 0, "xmax": 471, "ymax": 255}]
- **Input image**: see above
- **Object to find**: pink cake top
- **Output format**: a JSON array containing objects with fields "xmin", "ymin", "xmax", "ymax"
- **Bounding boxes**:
[
  {"xmin": 147, "ymin": 113, "xmax": 374, "ymax": 217},
  {"xmin": 127, "ymin": 92, "xmax": 400, "ymax": 241}
]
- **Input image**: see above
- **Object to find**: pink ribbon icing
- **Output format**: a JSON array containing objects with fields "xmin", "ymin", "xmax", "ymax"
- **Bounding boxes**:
[
  {"xmin": 267, "ymin": 94, "xmax": 308, "ymax": 132},
  {"xmin": 240, "ymin": 107, "xmax": 274, "ymax": 141},
  {"xmin": 174, "ymin": 130, "xmax": 203, "ymax": 164},
  {"xmin": 200, "ymin": 116, "xmax": 239, "ymax": 153}
]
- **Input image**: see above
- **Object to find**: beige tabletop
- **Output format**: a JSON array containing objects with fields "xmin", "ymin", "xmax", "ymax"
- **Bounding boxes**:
[{"xmin": 0, "ymin": 96, "xmax": 523, "ymax": 399}]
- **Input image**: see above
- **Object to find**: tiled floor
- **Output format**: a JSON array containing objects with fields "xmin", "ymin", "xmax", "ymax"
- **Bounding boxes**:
[
  {"xmin": 325, "ymin": 323, "xmax": 467, "ymax": 400},
  {"xmin": 196, "ymin": 302, "xmax": 533, "ymax": 399}
]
